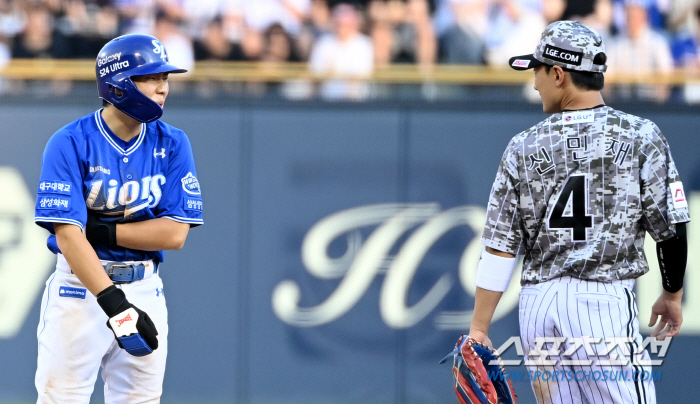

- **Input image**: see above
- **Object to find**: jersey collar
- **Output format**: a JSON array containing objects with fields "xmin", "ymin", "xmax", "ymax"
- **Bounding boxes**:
[
  {"xmin": 562, "ymin": 104, "xmax": 606, "ymax": 112},
  {"xmin": 94, "ymin": 110, "xmax": 146, "ymax": 156}
]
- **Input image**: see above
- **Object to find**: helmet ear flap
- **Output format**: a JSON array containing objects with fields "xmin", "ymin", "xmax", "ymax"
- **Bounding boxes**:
[{"xmin": 109, "ymin": 84, "xmax": 126, "ymax": 98}]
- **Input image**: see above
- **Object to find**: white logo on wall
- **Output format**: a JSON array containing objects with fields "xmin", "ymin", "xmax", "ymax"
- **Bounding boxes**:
[
  {"xmin": 272, "ymin": 203, "xmax": 520, "ymax": 330},
  {"xmin": 273, "ymin": 199, "xmax": 700, "ymax": 334},
  {"xmin": 0, "ymin": 167, "xmax": 55, "ymax": 339}
]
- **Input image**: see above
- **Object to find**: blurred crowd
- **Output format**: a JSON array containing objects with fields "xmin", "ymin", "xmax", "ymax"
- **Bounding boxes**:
[{"xmin": 0, "ymin": 0, "xmax": 699, "ymax": 102}]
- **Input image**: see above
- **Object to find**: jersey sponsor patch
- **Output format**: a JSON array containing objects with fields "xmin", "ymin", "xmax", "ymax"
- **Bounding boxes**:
[
  {"xmin": 181, "ymin": 172, "xmax": 201, "ymax": 195},
  {"xmin": 562, "ymin": 111, "xmax": 595, "ymax": 125},
  {"xmin": 37, "ymin": 196, "xmax": 71, "ymax": 211},
  {"xmin": 184, "ymin": 197, "xmax": 203, "ymax": 212},
  {"xmin": 59, "ymin": 286, "xmax": 86, "ymax": 299},
  {"xmin": 512, "ymin": 59, "xmax": 530, "ymax": 68},
  {"xmin": 38, "ymin": 181, "xmax": 72, "ymax": 195},
  {"xmin": 670, "ymin": 182, "xmax": 688, "ymax": 209}
]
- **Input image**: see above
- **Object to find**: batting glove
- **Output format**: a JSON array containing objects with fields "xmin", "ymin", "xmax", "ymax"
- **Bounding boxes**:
[{"xmin": 97, "ymin": 285, "xmax": 159, "ymax": 356}]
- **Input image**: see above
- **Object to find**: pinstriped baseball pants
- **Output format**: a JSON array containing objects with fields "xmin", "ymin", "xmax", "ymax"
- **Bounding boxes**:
[{"xmin": 519, "ymin": 277, "xmax": 656, "ymax": 404}]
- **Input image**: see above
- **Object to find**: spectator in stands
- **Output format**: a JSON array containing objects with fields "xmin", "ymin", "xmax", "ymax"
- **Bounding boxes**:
[
  {"xmin": 668, "ymin": 0, "xmax": 700, "ymax": 67},
  {"xmin": 0, "ymin": 0, "xmax": 25, "ymax": 40},
  {"xmin": 295, "ymin": 0, "xmax": 332, "ymax": 61},
  {"xmin": 436, "ymin": 0, "xmax": 489, "ymax": 64},
  {"xmin": 562, "ymin": 0, "xmax": 612, "ymax": 38},
  {"xmin": 611, "ymin": 0, "xmax": 668, "ymax": 36},
  {"xmin": 12, "ymin": 4, "xmax": 72, "ymax": 58},
  {"xmin": 154, "ymin": 10, "xmax": 195, "ymax": 72},
  {"xmin": 62, "ymin": 0, "xmax": 120, "ymax": 58},
  {"xmin": 177, "ymin": 0, "xmax": 243, "ymax": 39},
  {"xmin": 244, "ymin": 0, "xmax": 311, "ymax": 36},
  {"xmin": 262, "ymin": 22, "xmax": 299, "ymax": 62},
  {"xmin": 484, "ymin": 0, "xmax": 564, "ymax": 67},
  {"xmin": 0, "ymin": 33, "xmax": 10, "ymax": 92},
  {"xmin": 241, "ymin": 0, "xmax": 310, "ymax": 60},
  {"xmin": 309, "ymin": 2, "xmax": 373, "ymax": 100},
  {"xmin": 607, "ymin": 0, "xmax": 674, "ymax": 102},
  {"xmin": 667, "ymin": 0, "xmax": 699, "ymax": 37},
  {"xmin": 261, "ymin": 22, "xmax": 304, "ymax": 99},
  {"xmin": 668, "ymin": 4, "xmax": 700, "ymax": 103},
  {"xmin": 368, "ymin": 0, "xmax": 436, "ymax": 67},
  {"xmin": 194, "ymin": 16, "xmax": 245, "ymax": 60},
  {"xmin": 114, "ymin": 0, "xmax": 155, "ymax": 34}
]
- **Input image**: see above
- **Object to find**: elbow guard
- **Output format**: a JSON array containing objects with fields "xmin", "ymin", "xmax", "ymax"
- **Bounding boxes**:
[
  {"xmin": 475, "ymin": 248, "xmax": 518, "ymax": 292},
  {"xmin": 656, "ymin": 222, "xmax": 687, "ymax": 293}
]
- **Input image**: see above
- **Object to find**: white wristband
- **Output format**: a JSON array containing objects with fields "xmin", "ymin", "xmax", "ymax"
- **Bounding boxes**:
[{"xmin": 475, "ymin": 248, "xmax": 517, "ymax": 292}]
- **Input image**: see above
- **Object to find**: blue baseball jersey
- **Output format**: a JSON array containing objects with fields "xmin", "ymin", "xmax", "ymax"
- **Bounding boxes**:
[{"xmin": 34, "ymin": 109, "xmax": 203, "ymax": 263}]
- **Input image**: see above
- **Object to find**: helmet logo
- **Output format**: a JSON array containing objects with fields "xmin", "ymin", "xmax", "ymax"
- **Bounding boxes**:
[
  {"xmin": 98, "ymin": 57, "xmax": 130, "ymax": 78},
  {"xmin": 152, "ymin": 40, "xmax": 167, "ymax": 62}
]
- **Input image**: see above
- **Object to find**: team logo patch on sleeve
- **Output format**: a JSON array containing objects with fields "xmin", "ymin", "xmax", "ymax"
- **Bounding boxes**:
[
  {"xmin": 59, "ymin": 286, "xmax": 87, "ymax": 299},
  {"xmin": 670, "ymin": 182, "xmax": 688, "ymax": 209},
  {"xmin": 37, "ymin": 196, "xmax": 71, "ymax": 211},
  {"xmin": 38, "ymin": 181, "xmax": 72, "ymax": 195},
  {"xmin": 181, "ymin": 172, "xmax": 201, "ymax": 195},
  {"xmin": 184, "ymin": 197, "xmax": 203, "ymax": 212}
]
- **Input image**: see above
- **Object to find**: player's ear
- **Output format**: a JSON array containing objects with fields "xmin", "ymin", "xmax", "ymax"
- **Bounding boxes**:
[{"xmin": 552, "ymin": 66, "xmax": 566, "ymax": 87}]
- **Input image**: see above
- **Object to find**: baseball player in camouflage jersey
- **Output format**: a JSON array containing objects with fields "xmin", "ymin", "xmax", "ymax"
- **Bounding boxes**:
[{"xmin": 466, "ymin": 21, "xmax": 689, "ymax": 404}]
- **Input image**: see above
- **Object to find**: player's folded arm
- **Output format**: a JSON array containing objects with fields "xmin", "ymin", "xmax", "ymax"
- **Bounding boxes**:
[
  {"xmin": 117, "ymin": 217, "xmax": 190, "ymax": 250},
  {"xmin": 85, "ymin": 211, "xmax": 190, "ymax": 251}
]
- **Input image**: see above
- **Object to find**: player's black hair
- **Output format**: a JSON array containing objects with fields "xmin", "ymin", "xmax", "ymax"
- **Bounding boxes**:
[
  {"xmin": 544, "ymin": 64, "xmax": 605, "ymax": 91},
  {"xmin": 102, "ymin": 99, "xmax": 109, "ymax": 107}
]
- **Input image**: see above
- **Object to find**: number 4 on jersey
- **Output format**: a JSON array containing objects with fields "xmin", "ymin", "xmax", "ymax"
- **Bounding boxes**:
[{"xmin": 548, "ymin": 175, "xmax": 592, "ymax": 241}]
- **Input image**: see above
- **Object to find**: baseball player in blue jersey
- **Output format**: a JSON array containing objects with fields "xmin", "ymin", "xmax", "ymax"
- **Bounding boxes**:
[{"xmin": 33, "ymin": 34, "xmax": 202, "ymax": 403}]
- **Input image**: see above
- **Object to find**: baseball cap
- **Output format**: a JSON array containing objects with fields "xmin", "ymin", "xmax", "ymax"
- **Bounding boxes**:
[{"xmin": 509, "ymin": 21, "xmax": 607, "ymax": 73}]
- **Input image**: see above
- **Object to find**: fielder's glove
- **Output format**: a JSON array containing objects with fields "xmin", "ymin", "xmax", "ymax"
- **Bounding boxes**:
[
  {"xmin": 440, "ymin": 335, "xmax": 516, "ymax": 404},
  {"xmin": 85, "ymin": 210, "xmax": 117, "ymax": 247},
  {"xmin": 97, "ymin": 285, "xmax": 158, "ymax": 356}
]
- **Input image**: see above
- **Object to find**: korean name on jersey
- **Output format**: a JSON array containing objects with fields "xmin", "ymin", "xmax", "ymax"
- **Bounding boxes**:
[
  {"xmin": 34, "ymin": 111, "xmax": 203, "ymax": 263},
  {"xmin": 482, "ymin": 106, "xmax": 689, "ymax": 284}
]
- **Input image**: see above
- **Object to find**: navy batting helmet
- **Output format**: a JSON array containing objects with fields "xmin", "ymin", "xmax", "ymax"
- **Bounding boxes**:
[{"xmin": 96, "ymin": 34, "xmax": 187, "ymax": 123}]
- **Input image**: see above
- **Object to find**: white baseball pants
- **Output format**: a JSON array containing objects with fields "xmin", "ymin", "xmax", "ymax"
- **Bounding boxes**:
[
  {"xmin": 35, "ymin": 255, "xmax": 168, "ymax": 404},
  {"xmin": 519, "ymin": 277, "xmax": 656, "ymax": 404}
]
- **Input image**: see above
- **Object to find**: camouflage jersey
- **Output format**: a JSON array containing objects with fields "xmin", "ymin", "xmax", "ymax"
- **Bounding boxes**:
[{"xmin": 481, "ymin": 105, "xmax": 690, "ymax": 285}]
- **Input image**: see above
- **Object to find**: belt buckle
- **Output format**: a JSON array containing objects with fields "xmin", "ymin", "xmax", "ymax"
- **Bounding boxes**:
[{"xmin": 105, "ymin": 263, "xmax": 134, "ymax": 284}]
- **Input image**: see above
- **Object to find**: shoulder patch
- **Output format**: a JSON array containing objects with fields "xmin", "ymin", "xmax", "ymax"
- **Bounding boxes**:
[
  {"xmin": 37, "ymin": 196, "xmax": 71, "ymax": 211},
  {"xmin": 181, "ymin": 172, "xmax": 201, "ymax": 195},
  {"xmin": 183, "ymin": 197, "xmax": 203, "ymax": 212},
  {"xmin": 670, "ymin": 182, "xmax": 688, "ymax": 209},
  {"xmin": 38, "ymin": 181, "xmax": 72, "ymax": 195}
]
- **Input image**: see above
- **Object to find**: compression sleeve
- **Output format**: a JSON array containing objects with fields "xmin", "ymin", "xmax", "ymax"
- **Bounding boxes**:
[{"xmin": 656, "ymin": 222, "xmax": 687, "ymax": 293}]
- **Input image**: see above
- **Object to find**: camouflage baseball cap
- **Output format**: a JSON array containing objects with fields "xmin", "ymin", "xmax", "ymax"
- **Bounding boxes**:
[{"xmin": 509, "ymin": 20, "xmax": 607, "ymax": 73}]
